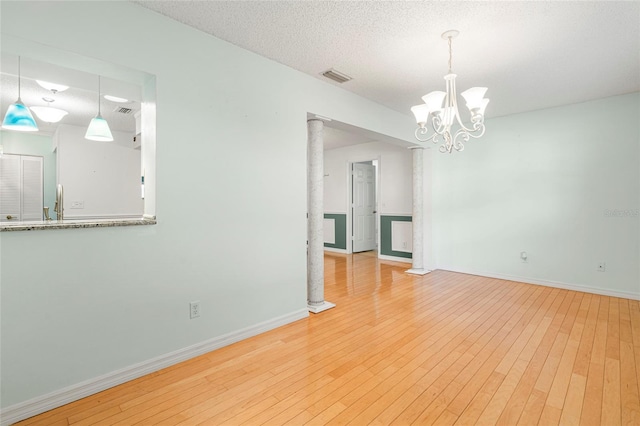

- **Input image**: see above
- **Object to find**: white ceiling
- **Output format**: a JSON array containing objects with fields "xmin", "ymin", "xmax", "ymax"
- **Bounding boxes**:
[
  {"xmin": 135, "ymin": 0, "xmax": 640, "ymax": 123},
  {"xmin": 1, "ymin": 54, "xmax": 141, "ymax": 136}
]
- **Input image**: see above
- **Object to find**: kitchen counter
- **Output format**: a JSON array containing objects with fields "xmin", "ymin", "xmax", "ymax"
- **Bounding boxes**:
[{"xmin": 0, "ymin": 217, "xmax": 157, "ymax": 232}]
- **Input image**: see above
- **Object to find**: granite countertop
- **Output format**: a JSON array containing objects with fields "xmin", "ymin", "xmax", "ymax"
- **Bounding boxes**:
[{"xmin": 0, "ymin": 217, "xmax": 157, "ymax": 232}]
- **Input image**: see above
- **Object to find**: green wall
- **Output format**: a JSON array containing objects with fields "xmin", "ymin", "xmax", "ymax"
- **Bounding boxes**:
[{"xmin": 380, "ymin": 215, "xmax": 412, "ymax": 259}]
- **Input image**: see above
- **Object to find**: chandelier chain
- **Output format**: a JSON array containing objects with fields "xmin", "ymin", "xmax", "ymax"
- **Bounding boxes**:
[{"xmin": 448, "ymin": 36, "xmax": 452, "ymax": 73}]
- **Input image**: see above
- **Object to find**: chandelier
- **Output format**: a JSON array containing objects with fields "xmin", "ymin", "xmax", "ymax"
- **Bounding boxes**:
[{"xmin": 411, "ymin": 30, "xmax": 489, "ymax": 153}]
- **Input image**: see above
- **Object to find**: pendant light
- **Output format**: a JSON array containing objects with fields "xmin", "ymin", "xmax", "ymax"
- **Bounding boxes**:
[
  {"xmin": 2, "ymin": 56, "xmax": 39, "ymax": 132},
  {"xmin": 85, "ymin": 76, "xmax": 113, "ymax": 142}
]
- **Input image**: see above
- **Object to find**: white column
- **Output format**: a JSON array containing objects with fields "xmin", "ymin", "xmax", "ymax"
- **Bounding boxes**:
[
  {"xmin": 307, "ymin": 119, "xmax": 335, "ymax": 313},
  {"xmin": 406, "ymin": 146, "xmax": 430, "ymax": 275}
]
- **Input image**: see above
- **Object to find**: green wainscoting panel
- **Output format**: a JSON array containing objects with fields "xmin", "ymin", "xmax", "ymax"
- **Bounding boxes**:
[
  {"xmin": 380, "ymin": 215, "xmax": 412, "ymax": 259},
  {"xmin": 324, "ymin": 213, "xmax": 347, "ymax": 249}
]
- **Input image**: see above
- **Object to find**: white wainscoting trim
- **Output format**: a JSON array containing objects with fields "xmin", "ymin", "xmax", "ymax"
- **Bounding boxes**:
[
  {"xmin": 391, "ymin": 221, "xmax": 412, "ymax": 253},
  {"xmin": 0, "ymin": 308, "xmax": 309, "ymax": 426},
  {"xmin": 437, "ymin": 266, "xmax": 640, "ymax": 301},
  {"xmin": 378, "ymin": 254, "xmax": 412, "ymax": 264},
  {"xmin": 324, "ymin": 247, "xmax": 348, "ymax": 254},
  {"xmin": 323, "ymin": 218, "xmax": 336, "ymax": 245}
]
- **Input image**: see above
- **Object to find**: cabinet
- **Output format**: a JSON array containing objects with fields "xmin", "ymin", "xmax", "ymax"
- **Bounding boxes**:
[{"xmin": 0, "ymin": 154, "xmax": 44, "ymax": 222}]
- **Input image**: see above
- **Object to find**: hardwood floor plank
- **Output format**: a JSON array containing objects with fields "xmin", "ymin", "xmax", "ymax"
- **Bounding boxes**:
[
  {"xmin": 517, "ymin": 389, "xmax": 548, "ymax": 426},
  {"xmin": 545, "ymin": 294, "xmax": 588, "ymax": 410},
  {"xmin": 558, "ymin": 372, "xmax": 587, "ymax": 425},
  {"xmin": 620, "ymin": 341, "xmax": 640, "ymax": 425},
  {"xmin": 601, "ymin": 357, "xmax": 621, "ymax": 425}
]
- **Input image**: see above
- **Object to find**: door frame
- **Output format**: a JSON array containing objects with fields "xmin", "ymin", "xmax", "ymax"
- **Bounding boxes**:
[{"xmin": 346, "ymin": 156, "xmax": 381, "ymax": 254}]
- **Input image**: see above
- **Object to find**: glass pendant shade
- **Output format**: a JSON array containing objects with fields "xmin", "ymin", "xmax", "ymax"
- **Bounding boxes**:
[
  {"xmin": 421, "ymin": 91, "xmax": 447, "ymax": 113},
  {"xmin": 2, "ymin": 100, "xmax": 38, "ymax": 131},
  {"xmin": 30, "ymin": 106, "xmax": 68, "ymax": 123},
  {"xmin": 460, "ymin": 87, "xmax": 487, "ymax": 109},
  {"xmin": 476, "ymin": 98, "xmax": 490, "ymax": 115},
  {"xmin": 411, "ymin": 104, "xmax": 430, "ymax": 125},
  {"xmin": 85, "ymin": 114, "xmax": 113, "ymax": 141}
]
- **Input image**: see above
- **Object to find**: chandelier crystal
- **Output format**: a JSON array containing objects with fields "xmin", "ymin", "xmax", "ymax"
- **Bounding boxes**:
[{"xmin": 411, "ymin": 30, "xmax": 489, "ymax": 153}]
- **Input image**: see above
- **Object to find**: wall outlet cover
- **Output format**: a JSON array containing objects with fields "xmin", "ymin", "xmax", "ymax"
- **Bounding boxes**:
[{"xmin": 189, "ymin": 301, "xmax": 200, "ymax": 319}]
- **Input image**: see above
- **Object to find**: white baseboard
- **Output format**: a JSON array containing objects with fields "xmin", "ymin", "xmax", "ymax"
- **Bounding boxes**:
[
  {"xmin": 406, "ymin": 268, "xmax": 431, "ymax": 275},
  {"xmin": 378, "ymin": 254, "xmax": 412, "ymax": 264},
  {"xmin": 324, "ymin": 247, "xmax": 348, "ymax": 254},
  {"xmin": 307, "ymin": 300, "xmax": 336, "ymax": 313},
  {"xmin": 0, "ymin": 308, "xmax": 309, "ymax": 426},
  {"xmin": 437, "ymin": 266, "xmax": 640, "ymax": 300}
]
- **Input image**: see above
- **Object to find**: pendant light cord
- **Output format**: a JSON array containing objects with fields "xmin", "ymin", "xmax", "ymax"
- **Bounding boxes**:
[
  {"xmin": 17, "ymin": 56, "xmax": 21, "ymax": 99},
  {"xmin": 97, "ymin": 76, "xmax": 101, "ymax": 115}
]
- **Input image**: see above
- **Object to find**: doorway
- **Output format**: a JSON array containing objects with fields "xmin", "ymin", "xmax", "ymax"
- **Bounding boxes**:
[{"xmin": 351, "ymin": 160, "xmax": 378, "ymax": 253}]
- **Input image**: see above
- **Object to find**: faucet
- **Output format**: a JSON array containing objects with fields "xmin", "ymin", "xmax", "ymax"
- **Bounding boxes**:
[{"xmin": 54, "ymin": 184, "xmax": 64, "ymax": 220}]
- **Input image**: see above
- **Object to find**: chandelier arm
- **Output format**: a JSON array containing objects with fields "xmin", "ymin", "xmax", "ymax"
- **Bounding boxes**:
[
  {"xmin": 453, "ymin": 119, "xmax": 485, "ymax": 136},
  {"xmin": 450, "ymin": 77, "xmax": 480, "ymax": 134},
  {"xmin": 415, "ymin": 127, "xmax": 436, "ymax": 143},
  {"xmin": 446, "ymin": 74, "xmax": 474, "ymax": 135},
  {"xmin": 466, "ymin": 119, "xmax": 486, "ymax": 139},
  {"xmin": 431, "ymin": 113, "xmax": 446, "ymax": 135},
  {"xmin": 452, "ymin": 129, "xmax": 471, "ymax": 151}
]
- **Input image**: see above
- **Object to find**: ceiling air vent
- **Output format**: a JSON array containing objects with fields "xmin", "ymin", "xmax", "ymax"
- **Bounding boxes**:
[
  {"xmin": 113, "ymin": 106, "xmax": 134, "ymax": 114},
  {"xmin": 321, "ymin": 68, "xmax": 352, "ymax": 84}
]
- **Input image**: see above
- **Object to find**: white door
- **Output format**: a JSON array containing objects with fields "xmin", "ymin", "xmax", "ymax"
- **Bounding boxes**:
[{"xmin": 352, "ymin": 162, "xmax": 376, "ymax": 253}]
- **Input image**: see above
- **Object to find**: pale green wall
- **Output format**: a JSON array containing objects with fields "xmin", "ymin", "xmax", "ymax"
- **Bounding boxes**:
[
  {"xmin": 433, "ymin": 93, "xmax": 640, "ymax": 297},
  {"xmin": 0, "ymin": 1, "xmax": 415, "ymax": 409},
  {"xmin": 1, "ymin": 131, "xmax": 57, "ymax": 219}
]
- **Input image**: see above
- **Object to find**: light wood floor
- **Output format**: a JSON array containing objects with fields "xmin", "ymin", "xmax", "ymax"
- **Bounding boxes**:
[{"xmin": 16, "ymin": 253, "xmax": 640, "ymax": 425}]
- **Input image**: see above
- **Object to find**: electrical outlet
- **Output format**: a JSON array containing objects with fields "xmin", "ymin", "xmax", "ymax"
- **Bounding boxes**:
[
  {"xmin": 520, "ymin": 251, "xmax": 528, "ymax": 263},
  {"xmin": 189, "ymin": 301, "xmax": 200, "ymax": 319},
  {"xmin": 70, "ymin": 201, "xmax": 84, "ymax": 209},
  {"xmin": 597, "ymin": 262, "xmax": 606, "ymax": 272}
]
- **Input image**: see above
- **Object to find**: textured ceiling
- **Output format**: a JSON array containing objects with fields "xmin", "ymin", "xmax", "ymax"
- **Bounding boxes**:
[{"xmin": 135, "ymin": 0, "xmax": 640, "ymax": 121}]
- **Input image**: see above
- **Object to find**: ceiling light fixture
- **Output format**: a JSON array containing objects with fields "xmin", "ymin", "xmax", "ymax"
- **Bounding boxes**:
[
  {"xmin": 36, "ymin": 80, "xmax": 69, "ymax": 93},
  {"xmin": 411, "ymin": 30, "xmax": 489, "ymax": 153},
  {"xmin": 85, "ymin": 76, "xmax": 113, "ymax": 142},
  {"xmin": 103, "ymin": 94, "xmax": 129, "ymax": 103},
  {"xmin": 2, "ymin": 56, "xmax": 39, "ymax": 132},
  {"xmin": 30, "ymin": 98, "xmax": 69, "ymax": 123}
]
